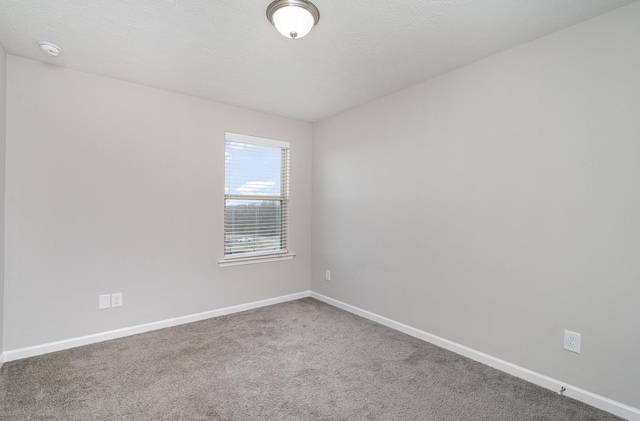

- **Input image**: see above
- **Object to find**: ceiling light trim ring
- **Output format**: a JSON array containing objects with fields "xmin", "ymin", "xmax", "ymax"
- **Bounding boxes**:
[{"xmin": 267, "ymin": 0, "xmax": 320, "ymax": 39}]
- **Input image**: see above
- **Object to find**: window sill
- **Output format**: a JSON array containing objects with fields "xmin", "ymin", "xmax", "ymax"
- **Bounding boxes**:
[{"xmin": 218, "ymin": 252, "xmax": 296, "ymax": 268}]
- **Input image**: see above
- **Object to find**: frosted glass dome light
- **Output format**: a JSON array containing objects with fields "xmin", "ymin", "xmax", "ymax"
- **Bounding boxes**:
[{"xmin": 267, "ymin": 0, "xmax": 320, "ymax": 40}]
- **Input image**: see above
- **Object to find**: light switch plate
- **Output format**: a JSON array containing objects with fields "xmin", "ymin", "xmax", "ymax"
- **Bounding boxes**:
[{"xmin": 99, "ymin": 294, "xmax": 111, "ymax": 309}]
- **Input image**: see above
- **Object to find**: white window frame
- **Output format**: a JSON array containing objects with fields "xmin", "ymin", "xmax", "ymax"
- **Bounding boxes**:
[{"xmin": 218, "ymin": 132, "xmax": 295, "ymax": 267}]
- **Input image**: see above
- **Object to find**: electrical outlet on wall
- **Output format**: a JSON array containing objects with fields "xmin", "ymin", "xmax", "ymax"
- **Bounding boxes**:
[
  {"xmin": 325, "ymin": 270, "xmax": 331, "ymax": 281},
  {"xmin": 564, "ymin": 330, "xmax": 581, "ymax": 353},
  {"xmin": 112, "ymin": 293, "xmax": 123, "ymax": 308}
]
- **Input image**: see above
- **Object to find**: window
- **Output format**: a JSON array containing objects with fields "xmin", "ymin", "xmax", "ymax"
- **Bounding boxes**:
[{"xmin": 221, "ymin": 132, "xmax": 292, "ymax": 266}]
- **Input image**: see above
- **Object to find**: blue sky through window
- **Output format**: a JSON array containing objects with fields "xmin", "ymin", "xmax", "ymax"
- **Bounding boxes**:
[{"xmin": 225, "ymin": 141, "xmax": 282, "ymax": 196}]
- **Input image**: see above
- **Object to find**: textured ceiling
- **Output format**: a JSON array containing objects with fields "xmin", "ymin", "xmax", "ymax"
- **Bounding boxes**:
[{"xmin": 0, "ymin": 0, "xmax": 637, "ymax": 122}]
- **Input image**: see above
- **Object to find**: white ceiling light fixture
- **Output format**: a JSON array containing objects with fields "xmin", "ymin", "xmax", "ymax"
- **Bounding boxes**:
[
  {"xmin": 38, "ymin": 41, "xmax": 62, "ymax": 57},
  {"xmin": 267, "ymin": 0, "xmax": 320, "ymax": 40}
]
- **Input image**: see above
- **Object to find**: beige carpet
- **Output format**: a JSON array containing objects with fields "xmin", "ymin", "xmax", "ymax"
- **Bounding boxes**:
[{"xmin": 0, "ymin": 298, "xmax": 622, "ymax": 420}]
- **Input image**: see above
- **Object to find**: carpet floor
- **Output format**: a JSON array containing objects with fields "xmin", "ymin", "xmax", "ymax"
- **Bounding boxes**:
[{"xmin": 0, "ymin": 298, "xmax": 623, "ymax": 420}]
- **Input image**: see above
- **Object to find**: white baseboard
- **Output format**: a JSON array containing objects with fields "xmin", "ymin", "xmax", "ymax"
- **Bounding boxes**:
[
  {"xmin": 3, "ymin": 291, "xmax": 311, "ymax": 363},
  {"xmin": 4, "ymin": 290, "xmax": 637, "ymax": 420},
  {"xmin": 310, "ymin": 291, "xmax": 640, "ymax": 421}
]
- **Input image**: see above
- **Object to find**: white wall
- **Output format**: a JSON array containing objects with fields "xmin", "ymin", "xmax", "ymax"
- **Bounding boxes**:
[
  {"xmin": 0, "ymin": 41, "xmax": 6, "ymax": 354},
  {"xmin": 312, "ymin": 2, "xmax": 640, "ymax": 410},
  {"xmin": 4, "ymin": 56, "xmax": 312, "ymax": 351}
]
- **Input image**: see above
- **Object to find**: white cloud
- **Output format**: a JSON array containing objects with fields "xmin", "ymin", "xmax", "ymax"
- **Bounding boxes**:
[{"xmin": 236, "ymin": 181, "xmax": 276, "ymax": 195}]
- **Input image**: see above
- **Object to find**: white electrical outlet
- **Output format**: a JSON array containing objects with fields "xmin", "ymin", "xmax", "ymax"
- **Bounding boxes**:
[
  {"xmin": 325, "ymin": 270, "xmax": 331, "ymax": 281},
  {"xmin": 99, "ymin": 294, "xmax": 111, "ymax": 309},
  {"xmin": 564, "ymin": 330, "xmax": 581, "ymax": 353},
  {"xmin": 112, "ymin": 293, "xmax": 123, "ymax": 308}
]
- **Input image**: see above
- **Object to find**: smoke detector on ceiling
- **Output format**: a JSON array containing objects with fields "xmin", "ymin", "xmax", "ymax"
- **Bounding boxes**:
[{"xmin": 38, "ymin": 41, "xmax": 62, "ymax": 57}]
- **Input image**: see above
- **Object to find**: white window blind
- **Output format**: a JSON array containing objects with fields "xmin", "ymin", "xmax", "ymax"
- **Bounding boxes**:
[{"xmin": 224, "ymin": 132, "xmax": 290, "ymax": 258}]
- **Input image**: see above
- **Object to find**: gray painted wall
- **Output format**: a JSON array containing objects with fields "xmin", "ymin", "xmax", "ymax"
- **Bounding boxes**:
[
  {"xmin": 0, "ymin": 42, "xmax": 6, "ymax": 354},
  {"xmin": 311, "ymin": 3, "xmax": 640, "ymax": 409},
  {"xmin": 4, "ymin": 56, "xmax": 312, "ymax": 350}
]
